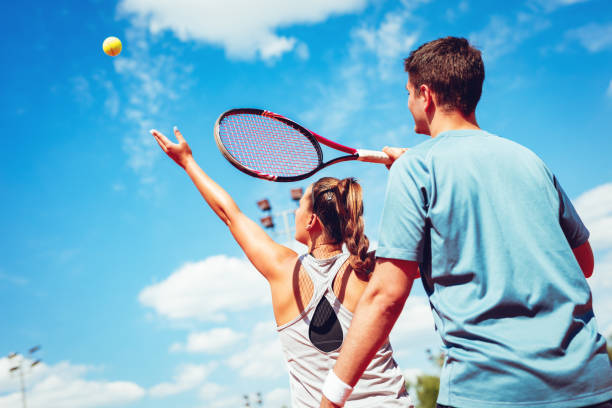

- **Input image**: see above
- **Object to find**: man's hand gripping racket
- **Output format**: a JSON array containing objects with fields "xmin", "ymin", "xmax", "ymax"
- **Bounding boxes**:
[{"xmin": 214, "ymin": 108, "xmax": 395, "ymax": 182}]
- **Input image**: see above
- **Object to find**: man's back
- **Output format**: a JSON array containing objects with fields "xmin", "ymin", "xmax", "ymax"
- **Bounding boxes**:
[{"xmin": 377, "ymin": 129, "xmax": 612, "ymax": 408}]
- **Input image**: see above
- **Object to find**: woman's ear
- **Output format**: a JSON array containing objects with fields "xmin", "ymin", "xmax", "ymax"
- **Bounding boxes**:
[{"xmin": 305, "ymin": 213, "xmax": 318, "ymax": 231}]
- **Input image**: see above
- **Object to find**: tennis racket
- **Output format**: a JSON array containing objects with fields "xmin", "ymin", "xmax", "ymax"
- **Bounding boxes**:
[{"xmin": 214, "ymin": 108, "xmax": 392, "ymax": 182}]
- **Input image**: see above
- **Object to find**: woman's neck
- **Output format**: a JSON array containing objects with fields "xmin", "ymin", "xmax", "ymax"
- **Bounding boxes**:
[{"xmin": 309, "ymin": 242, "xmax": 342, "ymax": 258}]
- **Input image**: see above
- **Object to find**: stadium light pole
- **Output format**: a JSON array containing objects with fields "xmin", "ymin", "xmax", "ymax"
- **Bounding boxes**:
[
  {"xmin": 290, "ymin": 188, "xmax": 303, "ymax": 205},
  {"xmin": 243, "ymin": 392, "xmax": 264, "ymax": 407},
  {"xmin": 257, "ymin": 198, "xmax": 275, "ymax": 230},
  {"xmin": 256, "ymin": 188, "xmax": 303, "ymax": 243},
  {"xmin": 7, "ymin": 345, "xmax": 42, "ymax": 408}
]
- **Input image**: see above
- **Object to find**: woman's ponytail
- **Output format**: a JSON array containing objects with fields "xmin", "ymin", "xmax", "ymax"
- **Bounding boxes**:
[
  {"xmin": 311, "ymin": 177, "xmax": 374, "ymax": 278},
  {"xmin": 337, "ymin": 178, "xmax": 374, "ymax": 278}
]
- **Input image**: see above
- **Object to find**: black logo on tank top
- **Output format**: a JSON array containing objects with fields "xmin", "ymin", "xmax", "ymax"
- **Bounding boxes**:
[{"xmin": 309, "ymin": 297, "xmax": 343, "ymax": 352}]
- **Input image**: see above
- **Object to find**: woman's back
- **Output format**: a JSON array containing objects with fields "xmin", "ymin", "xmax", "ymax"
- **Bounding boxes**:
[{"xmin": 277, "ymin": 252, "xmax": 412, "ymax": 408}]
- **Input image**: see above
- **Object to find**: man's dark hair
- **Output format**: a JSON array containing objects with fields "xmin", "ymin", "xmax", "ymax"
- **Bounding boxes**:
[{"xmin": 404, "ymin": 36, "xmax": 484, "ymax": 116}]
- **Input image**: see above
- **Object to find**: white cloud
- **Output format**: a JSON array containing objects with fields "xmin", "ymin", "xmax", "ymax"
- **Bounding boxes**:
[
  {"xmin": 528, "ymin": 0, "xmax": 590, "ymax": 12},
  {"xmin": 378, "ymin": 124, "xmax": 413, "ymax": 148},
  {"xmin": 590, "ymin": 250, "xmax": 612, "ymax": 290},
  {"xmin": 200, "ymin": 395, "xmax": 245, "ymax": 408},
  {"xmin": 139, "ymin": 255, "xmax": 270, "ymax": 322},
  {"xmin": 112, "ymin": 182, "xmax": 125, "ymax": 192},
  {"xmin": 97, "ymin": 75, "xmax": 120, "ymax": 117},
  {"xmin": 402, "ymin": 367, "xmax": 424, "ymax": 386},
  {"xmin": 71, "ymin": 26, "xmax": 176, "ymax": 188},
  {"xmin": 469, "ymin": 14, "xmax": 550, "ymax": 62},
  {"xmin": 591, "ymin": 287, "xmax": 612, "ymax": 344},
  {"xmin": 388, "ymin": 294, "xmax": 442, "ymax": 367},
  {"xmin": 228, "ymin": 339, "xmax": 286, "ymax": 379},
  {"xmin": 198, "ymin": 385, "xmax": 282, "ymax": 408},
  {"xmin": 573, "ymin": 183, "xmax": 612, "ymax": 336},
  {"xmin": 299, "ymin": 61, "xmax": 368, "ymax": 136},
  {"xmin": 389, "ymin": 295, "xmax": 437, "ymax": 343},
  {"xmin": 0, "ymin": 271, "xmax": 27, "ymax": 286},
  {"xmin": 565, "ymin": 22, "xmax": 612, "ymax": 53},
  {"xmin": 197, "ymin": 383, "xmax": 245, "ymax": 408},
  {"xmin": 227, "ymin": 321, "xmax": 287, "ymax": 379},
  {"xmin": 445, "ymin": 1, "xmax": 469, "ymax": 22},
  {"xmin": 604, "ymin": 321, "xmax": 612, "ymax": 338},
  {"xmin": 0, "ymin": 359, "xmax": 144, "ymax": 408},
  {"xmin": 265, "ymin": 388, "xmax": 291, "ymax": 407},
  {"xmin": 198, "ymin": 382, "xmax": 226, "ymax": 401},
  {"xmin": 170, "ymin": 327, "xmax": 245, "ymax": 354},
  {"xmin": 295, "ymin": 42, "xmax": 310, "ymax": 60},
  {"xmin": 71, "ymin": 76, "xmax": 94, "ymax": 106},
  {"xmin": 574, "ymin": 183, "xmax": 612, "ymax": 252},
  {"xmin": 107, "ymin": 22, "xmax": 194, "ymax": 186},
  {"xmin": 402, "ymin": 367, "xmax": 423, "ymax": 406},
  {"xmin": 352, "ymin": 12, "xmax": 418, "ymax": 80},
  {"xmin": 117, "ymin": 0, "xmax": 369, "ymax": 61},
  {"xmin": 149, "ymin": 363, "xmax": 215, "ymax": 397},
  {"xmin": 300, "ymin": 5, "xmax": 420, "ymax": 137}
]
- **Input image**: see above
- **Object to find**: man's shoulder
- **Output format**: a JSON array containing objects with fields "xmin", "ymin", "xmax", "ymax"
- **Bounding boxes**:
[
  {"xmin": 400, "ymin": 129, "xmax": 491, "ymax": 158},
  {"xmin": 394, "ymin": 129, "xmax": 551, "ymax": 181},
  {"xmin": 421, "ymin": 129, "xmax": 543, "ymax": 163},
  {"xmin": 394, "ymin": 137, "xmax": 440, "ymax": 166}
]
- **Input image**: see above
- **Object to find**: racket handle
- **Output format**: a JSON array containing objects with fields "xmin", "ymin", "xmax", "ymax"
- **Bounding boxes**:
[{"xmin": 356, "ymin": 149, "xmax": 393, "ymax": 165}]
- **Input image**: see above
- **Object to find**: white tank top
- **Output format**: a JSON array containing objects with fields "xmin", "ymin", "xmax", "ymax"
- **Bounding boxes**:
[{"xmin": 277, "ymin": 252, "xmax": 414, "ymax": 408}]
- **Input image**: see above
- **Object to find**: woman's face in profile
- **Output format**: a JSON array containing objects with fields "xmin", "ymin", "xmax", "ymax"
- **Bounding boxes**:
[{"xmin": 294, "ymin": 184, "xmax": 314, "ymax": 245}]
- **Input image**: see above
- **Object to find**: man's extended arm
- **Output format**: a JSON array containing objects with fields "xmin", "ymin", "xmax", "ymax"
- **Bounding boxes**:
[{"xmin": 320, "ymin": 257, "xmax": 420, "ymax": 407}]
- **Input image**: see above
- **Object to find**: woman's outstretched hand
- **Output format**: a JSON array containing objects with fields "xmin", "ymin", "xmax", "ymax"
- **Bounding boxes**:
[{"xmin": 150, "ymin": 126, "xmax": 193, "ymax": 169}]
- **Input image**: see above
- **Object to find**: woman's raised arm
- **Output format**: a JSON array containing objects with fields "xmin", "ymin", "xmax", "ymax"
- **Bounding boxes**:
[{"xmin": 151, "ymin": 127, "xmax": 296, "ymax": 282}]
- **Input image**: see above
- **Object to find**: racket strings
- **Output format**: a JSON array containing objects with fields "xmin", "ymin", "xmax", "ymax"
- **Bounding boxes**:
[{"xmin": 218, "ymin": 114, "xmax": 321, "ymax": 177}]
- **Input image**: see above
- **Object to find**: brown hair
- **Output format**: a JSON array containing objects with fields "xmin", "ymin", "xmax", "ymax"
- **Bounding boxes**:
[
  {"xmin": 310, "ymin": 177, "xmax": 374, "ymax": 278},
  {"xmin": 404, "ymin": 36, "xmax": 484, "ymax": 116}
]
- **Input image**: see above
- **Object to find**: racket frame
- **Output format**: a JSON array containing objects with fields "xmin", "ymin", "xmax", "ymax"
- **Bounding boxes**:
[{"xmin": 214, "ymin": 108, "xmax": 361, "ymax": 182}]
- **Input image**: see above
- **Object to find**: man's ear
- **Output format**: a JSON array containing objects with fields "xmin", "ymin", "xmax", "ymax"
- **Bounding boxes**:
[{"xmin": 420, "ymin": 84, "xmax": 435, "ymax": 111}]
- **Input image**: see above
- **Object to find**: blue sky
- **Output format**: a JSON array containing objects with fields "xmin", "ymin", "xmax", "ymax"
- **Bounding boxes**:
[{"xmin": 1, "ymin": 0, "xmax": 612, "ymax": 407}]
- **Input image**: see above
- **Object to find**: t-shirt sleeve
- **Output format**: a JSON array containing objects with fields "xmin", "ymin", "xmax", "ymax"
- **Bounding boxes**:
[
  {"xmin": 554, "ymin": 176, "xmax": 589, "ymax": 249},
  {"xmin": 376, "ymin": 152, "xmax": 430, "ymax": 262}
]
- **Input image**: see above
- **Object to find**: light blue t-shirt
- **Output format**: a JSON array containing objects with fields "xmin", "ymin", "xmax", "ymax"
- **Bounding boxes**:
[{"xmin": 377, "ymin": 129, "xmax": 612, "ymax": 408}]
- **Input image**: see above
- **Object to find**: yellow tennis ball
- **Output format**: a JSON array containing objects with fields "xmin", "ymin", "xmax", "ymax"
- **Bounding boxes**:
[{"xmin": 103, "ymin": 36, "xmax": 122, "ymax": 57}]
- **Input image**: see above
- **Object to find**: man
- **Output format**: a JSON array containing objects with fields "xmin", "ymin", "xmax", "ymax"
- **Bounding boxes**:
[{"xmin": 320, "ymin": 37, "xmax": 612, "ymax": 408}]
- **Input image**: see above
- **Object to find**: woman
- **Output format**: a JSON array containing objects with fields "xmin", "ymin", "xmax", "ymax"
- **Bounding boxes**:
[{"xmin": 151, "ymin": 127, "xmax": 413, "ymax": 408}]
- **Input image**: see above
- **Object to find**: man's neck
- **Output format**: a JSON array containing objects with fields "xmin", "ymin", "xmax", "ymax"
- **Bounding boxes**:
[{"xmin": 429, "ymin": 110, "xmax": 480, "ymax": 138}]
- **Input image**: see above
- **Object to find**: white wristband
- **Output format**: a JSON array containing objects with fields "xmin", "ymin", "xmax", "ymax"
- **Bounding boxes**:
[{"xmin": 322, "ymin": 370, "xmax": 353, "ymax": 406}]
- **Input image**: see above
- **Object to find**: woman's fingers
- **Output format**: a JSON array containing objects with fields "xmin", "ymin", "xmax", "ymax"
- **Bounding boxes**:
[
  {"xmin": 173, "ymin": 126, "xmax": 186, "ymax": 144},
  {"xmin": 150, "ymin": 128, "xmax": 192, "ymax": 169},
  {"xmin": 150, "ymin": 129, "xmax": 169, "ymax": 153},
  {"xmin": 150, "ymin": 129, "xmax": 174, "ymax": 146}
]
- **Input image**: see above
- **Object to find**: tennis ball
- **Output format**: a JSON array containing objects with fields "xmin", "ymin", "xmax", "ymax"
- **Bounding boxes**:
[{"xmin": 103, "ymin": 36, "xmax": 122, "ymax": 57}]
